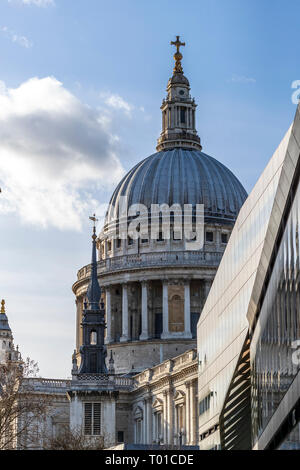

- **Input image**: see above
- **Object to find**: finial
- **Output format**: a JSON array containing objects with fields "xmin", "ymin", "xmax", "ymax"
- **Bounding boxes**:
[
  {"xmin": 89, "ymin": 213, "xmax": 98, "ymax": 240},
  {"xmin": 108, "ymin": 349, "xmax": 115, "ymax": 374},
  {"xmin": 1, "ymin": 299, "xmax": 5, "ymax": 314},
  {"xmin": 86, "ymin": 214, "xmax": 101, "ymax": 309},
  {"xmin": 170, "ymin": 35, "xmax": 185, "ymax": 73}
]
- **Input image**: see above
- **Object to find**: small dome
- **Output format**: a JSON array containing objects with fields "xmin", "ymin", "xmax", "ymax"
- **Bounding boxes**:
[
  {"xmin": 168, "ymin": 73, "xmax": 189, "ymax": 86},
  {"xmin": 105, "ymin": 149, "xmax": 247, "ymax": 227}
]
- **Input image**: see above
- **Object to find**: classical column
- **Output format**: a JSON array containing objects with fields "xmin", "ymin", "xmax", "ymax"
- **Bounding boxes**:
[
  {"xmin": 190, "ymin": 380, "xmax": 196, "ymax": 445},
  {"xmin": 105, "ymin": 287, "xmax": 112, "ymax": 344},
  {"xmin": 204, "ymin": 279, "xmax": 212, "ymax": 301},
  {"xmin": 161, "ymin": 281, "xmax": 170, "ymax": 339},
  {"xmin": 146, "ymin": 397, "xmax": 152, "ymax": 444},
  {"xmin": 184, "ymin": 281, "xmax": 192, "ymax": 338},
  {"xmin": 185, "ymin": 381, "xmax": 191, "ymax": 444},
  {"xmin": 120, "ymin": 284, "xmax": 129, "ymax": 342},
  {"xmin": 168, "ymin": 388, "xmax": 174, "ymax": 445},
  {"xmin": 163, "ymin": 391, "xmax": 168, "ymax": 444},
  {"xmin": 75, "ymin": 296, "xmax": 82, "ymax": 350},
  {"xmin": 143, "ymin": 398, "xmax": 147, "ymax": 444},
  {"xmin": 139, "ymin": 281, "xmax": 149, "ymax": 340}
]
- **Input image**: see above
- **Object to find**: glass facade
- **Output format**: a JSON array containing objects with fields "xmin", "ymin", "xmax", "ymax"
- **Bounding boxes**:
[
  {"xmin": 251, "ymin": 180, "xmax": 300, "ymax": 447},
  {"xmin": 197, "ymin": 133, "xmax": 287, "ymax": 448},
  {"xmin": 277, "ymin": 423, "xmax": 300, "ymax": 450}
]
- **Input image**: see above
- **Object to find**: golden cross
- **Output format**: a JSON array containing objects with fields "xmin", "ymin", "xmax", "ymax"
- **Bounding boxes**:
[
  {"xmin": 1, "ymin": 299, "xmax": 5, "ymax": 314},
  {"xmin": 171, "ymin": 36, "xmax": 185, "ymax": 54}
]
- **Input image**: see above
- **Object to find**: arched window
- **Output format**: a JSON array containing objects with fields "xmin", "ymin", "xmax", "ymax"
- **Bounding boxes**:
[{"xmin": 90, "ymin": 331, "xmax": 97, "ymax": 345}]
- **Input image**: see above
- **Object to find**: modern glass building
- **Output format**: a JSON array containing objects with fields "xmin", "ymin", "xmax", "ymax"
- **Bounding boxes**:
[{"xmin": 197, "ymin": 103, "xmax": 300, "ymax": 450}]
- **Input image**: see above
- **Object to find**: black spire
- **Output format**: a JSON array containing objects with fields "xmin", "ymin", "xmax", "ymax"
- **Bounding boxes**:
[
  {"xmin": 86, "ymin": 225, "xmax": 101, "ymax": 309},
  {"xmin": 78, "ymin": 220, "xmax": 107, "ymax": 374}
]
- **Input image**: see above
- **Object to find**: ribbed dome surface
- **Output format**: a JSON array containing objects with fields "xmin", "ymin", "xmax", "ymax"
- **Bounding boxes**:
[{"xmin": 105, "ymin": 149, "xmax": 247, "ymax": 225}]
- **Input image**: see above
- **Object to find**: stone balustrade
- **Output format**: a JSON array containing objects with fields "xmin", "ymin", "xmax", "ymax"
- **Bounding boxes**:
[
  {"xmin": 134, "ymin": 349, "xmax": 197, "ymax": 388},
  {"xmin": 24, "ymin": 378, "xmax": 71, "ymax": 393},
  {"xmin": 77, "ymin": 250, "xmax": 223, "ymax": 281},
  {"xmin": 73, "ymin": 374, "xmax": 133, "ymax": 390}
]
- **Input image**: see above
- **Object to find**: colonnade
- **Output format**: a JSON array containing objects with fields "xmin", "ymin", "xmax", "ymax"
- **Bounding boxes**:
[
  {"xmin": 134, "ymin": 379, "xmax": 198, "ymax": 446},
  {"xmin": 104, "ymin": 280, "xmax": 196, "ymax": 344}
]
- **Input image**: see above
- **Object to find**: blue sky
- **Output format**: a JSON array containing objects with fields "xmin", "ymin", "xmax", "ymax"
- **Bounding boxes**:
[{"xmin": 0, "ymin": 0, "xmax": 299, "ymax": 378}]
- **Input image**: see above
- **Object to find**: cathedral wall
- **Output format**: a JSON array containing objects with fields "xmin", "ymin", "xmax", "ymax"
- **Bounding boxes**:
[{"xmin": 108, "ymin": 340, "xmax": 196, "ymax": 375}]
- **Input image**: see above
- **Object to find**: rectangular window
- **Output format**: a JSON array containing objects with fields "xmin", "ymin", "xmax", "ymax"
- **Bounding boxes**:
[
  {"xmin": 206, "ymin": 231, "xmax": 214, "ymax": 242},
  {"xmin": 117, "ymin": 431, "xmax": 124, "ymax": 443},
  {"xmin": 84, "ymin": 403, "xmax": 101, "ymax": 435},
  {"xmin": 221, "ymin": 233, "xmax": 228, "ymax": 244},
  {"xmin": 180, "ymin": 107, "xmax": 186, "ymax": 124},
  {"xmin": 116, "ymin": 238, "xmax": 122, "ymax": 248}
]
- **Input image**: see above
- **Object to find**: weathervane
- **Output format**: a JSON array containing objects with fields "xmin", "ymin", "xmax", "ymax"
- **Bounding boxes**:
[
  {"xmin": 89, "ymin": 213, "xmax": 98, "ymax": 238},
  {"xmin": 170, "ymin": 35, "xmax": 185, "ymax": 73}
]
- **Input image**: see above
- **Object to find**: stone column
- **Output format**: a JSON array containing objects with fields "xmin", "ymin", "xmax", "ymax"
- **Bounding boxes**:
[
  {"xmin": 190, "ymin": 380, "xmax": 196, "ymax": 445},
  {"xmin": 161, "ymin": 282, "xmax": 170, "ymax": 339},
  {"xmin": 120, "ymin": 284, "xmax": 129, "ymax": 342},
  {"xmin": 163, "ymin": 391, "xmax": 168, "ymax": 444},
  {"xmin": 184, "ymin": 281, "xmax": 192, "ymax": 338},
  {"xmin": 204, "ymin": 279, "xmax": 212, "ymax": 301},
  {"xmin": 139, "ymin": 281, "xmax": 149, "ymax": 340},
  {"xmin": 105, "ymin": 287, "xmax": 112, "ymax": 344},
  {"xmin": 168, "ymin": 388, "xmax": 174, "ymax": 445},
  {"xmin": 145, "ymin": 396, "xmax": 152, "ymax": 444},
  {"xmin": 75, "ymin": 296, "xmax": 83, "ymax": 350},
  {"xmin": 185, "ymin": 381, "xmax": 191, "ymax": 444},
  {"xmin": 143, "ymin": 398, "xmax": 147, "ymax": 444}
]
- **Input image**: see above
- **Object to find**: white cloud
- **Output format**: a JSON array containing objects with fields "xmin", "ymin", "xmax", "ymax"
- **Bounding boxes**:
[
  {"xmin": 0, "ymin": 77, "xmax": 125, "ymax": 230},
  {"xmin": 102, "ymin": 93, "xmax": 133, "ymax": 116},
  {"xmin": 1, "ymin": 26, "xmax": 33, "ymax": 48},
  {"xmin": 8, "ymin": 0, "xmax": 55, "ymax": 6},
  {"xmin": 229, "ymin": 74, "xmax": 256, "ymax": 84}
]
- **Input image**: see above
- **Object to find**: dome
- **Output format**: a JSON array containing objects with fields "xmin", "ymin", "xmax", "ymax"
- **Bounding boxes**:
[
  {"xmin": 105, "ymin": 149, "xmax": 247, "ymax": 226},
  {"xmin": 168, "ymin": 73, "xmax": 190, "ymax": 86}
]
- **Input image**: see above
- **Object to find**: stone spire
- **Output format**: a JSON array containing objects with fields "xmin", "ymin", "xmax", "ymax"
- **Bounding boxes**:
[
  {"xmin": 78, "ymin": 218, "xmax": 107, "ymax": 374},
  {"xmin": 156, "ymin": 36, "xmax": 202, "ymax": 152}
]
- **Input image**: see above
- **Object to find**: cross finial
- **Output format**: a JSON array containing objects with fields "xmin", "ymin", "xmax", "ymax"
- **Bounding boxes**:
[
  {"xmin": 171, "ymin": 35, "xmax": 185, "ymax": 54},
  {"xmin": 170, "ymin": 35, "xmax": 185, "ymax": 73},
  {"xmin": 1, "ymin": 299, "xmax": 5, "ymax": 314}
]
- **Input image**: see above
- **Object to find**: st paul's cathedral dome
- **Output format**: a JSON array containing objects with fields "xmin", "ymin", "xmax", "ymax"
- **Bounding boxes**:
[{"xmin": 73, "ymin": 36, "xmax": 247, "ymax": 375}]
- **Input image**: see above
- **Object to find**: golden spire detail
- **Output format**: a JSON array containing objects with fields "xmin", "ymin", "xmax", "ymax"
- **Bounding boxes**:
[
  {"xmin": 170, "ymin": 35, "xmax": 185, "ymax": 73},
  {"xmin": 1, "ymin": 299, "xmax": 5, "ymax": 314}
]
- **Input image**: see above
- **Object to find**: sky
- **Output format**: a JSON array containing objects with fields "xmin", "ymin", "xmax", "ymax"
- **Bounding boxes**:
[{"xmin": 0, "ymin": 0, "xmax": 300, "ymax": 378}]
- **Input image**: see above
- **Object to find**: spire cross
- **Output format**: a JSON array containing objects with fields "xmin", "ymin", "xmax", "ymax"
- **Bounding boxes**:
[
  {"xmin": 171, "ymin": 36, "xmax": 185, "ymax": 54},
  {"xmin": 1, "ymin": 299, "xmax": 5, "ymax": 314},
  {"xmin": 89, "ymin": 213, "xmax": 98, "ymax": 236}
]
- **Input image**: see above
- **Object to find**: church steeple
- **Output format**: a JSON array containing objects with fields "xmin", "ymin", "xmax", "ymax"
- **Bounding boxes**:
[
  {"xmin": 156, "ymin": 36, "xmax": 202, "ymax": 152},
  {"xmin": 78, "ymin": 218, "xmax": 107, "ymax": 375},
  {"xmin": 86, "ymin": 219, "xmax": 101, "ymax": 310}
]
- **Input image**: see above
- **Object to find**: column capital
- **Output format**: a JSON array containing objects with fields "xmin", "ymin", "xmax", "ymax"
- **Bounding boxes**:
[{"xmin": 184, "ymin": 380, "xmax": 192, "ymax": 389}]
